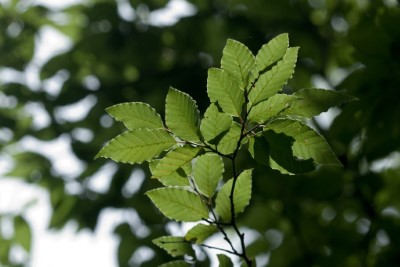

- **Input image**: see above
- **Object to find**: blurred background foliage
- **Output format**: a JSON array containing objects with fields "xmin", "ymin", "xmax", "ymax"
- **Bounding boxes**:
[{"xmin": 1, "ymin": 0, "xmax": 400, "ymax": 266}]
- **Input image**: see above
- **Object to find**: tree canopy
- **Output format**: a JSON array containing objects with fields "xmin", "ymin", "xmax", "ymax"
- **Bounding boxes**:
[{"xmin": 1, "ymin": 0, "xmax": 400, "ymax": 266}]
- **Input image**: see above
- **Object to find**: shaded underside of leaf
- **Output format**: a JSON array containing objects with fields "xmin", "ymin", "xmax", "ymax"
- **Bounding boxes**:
[
  {"xmin": 184, "ymin": 223, "xmax": 217, "ymax": 244},
  {"xmin": 265, "ymin": 118, "xmax": 342, "ymax": 165},
  {"xmin": 153, "ymin": 236, "xmax": 194, "ymax": 257},
  {"xmin": 166, "ymin": 87, "xmax": 200, "ymax": 141},
  {"xmin": 207, "ymin": 68, "xmax": 244, "ymax": 117},
  {"xmin": 146, "ymin": 187, "xmax": 209, "ymax": 222},
  {"xmin": 106, "ymin": 102, "xmax": 164, "ymax": 130},
  {"xmin": 217, "ymin": 254, "xmax": 234, "ymax": 267},
  {"xmin": 96, "ymin": 128, "xmax": 176, "ymax": 164},
  {"xmin": 263, "ymin": 130, "xmax": 315, "ymax": 174}
]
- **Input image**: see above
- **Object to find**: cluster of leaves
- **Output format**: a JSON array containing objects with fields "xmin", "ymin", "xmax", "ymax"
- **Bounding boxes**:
[{"xmin": 97, "ymin": 34, "xmax": 354, "ymax": 266}]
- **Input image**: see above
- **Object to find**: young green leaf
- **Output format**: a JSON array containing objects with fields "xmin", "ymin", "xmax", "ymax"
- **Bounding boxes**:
[
  {"xmin": 192, "ymin": 153, "xmax": 224, "ymax": 197},
  {"xmin": 146, "ymin": 187, "xmax": 209, "ymax": 222},
  {"xmin": 200, "ymin": 103, "xmax": 232, "ymax": 143},
  {"xmin": 184, "ymin": 223, "xmax": 217, "ymax": 244},
  {"xmin": 217, "ymin": 254, "xmax": 234, "ymax": 267},
  {"xmin": 265, "ymin": 118, "xmax": 341, "ymax": 165},
  {"xmin": 166, "ymin": 87, "xmax": 200, "ymax": 141},
  {"xmin": 256, "ymin": 33, "xmax": 289, "ymax": 72},
  {"xmin": 207, "ymin": 68, "xmax": 245, "ymax": 117},
  {"xmin": 221, "ymin": 39, "xmax": 256, "ymax": 88},
  {"xmin": 247, "ymin": 94, "xmax": 298, "ymax": 123},
  {"xmin": 151, "ymin": 146, "xmax": 200, "ymax": 180},
  {"xmin": 150, "ymin": 159, "xmax": 190, "ymax": 186},
  {"xmin": 96, "ymin": 128, "xmax": 176, "ymax": 164},
  {"xmin": 153, "ymin": 236, "xmax": 194, "ymax": 257},
  {"xmin": 14, "ymin": 216, "xmax": 31, "ymax": 252},
  {"xmin": 281, "ymin": 88, "xmax": 357, "ymax": 118},
  {"xmin": 106, "ymin": 102, "xmax": 163, "ymax": 130},
  {"xmin": 216, "ymin": 122, "xmax": 243, "ymax": 155},
  {"xmin": 248, "ymin": 47, "xmax": 299, "ymax": 106},
  {"xmin": 215, "ymin": 169, "xmax": 253, "ymax": 222}
]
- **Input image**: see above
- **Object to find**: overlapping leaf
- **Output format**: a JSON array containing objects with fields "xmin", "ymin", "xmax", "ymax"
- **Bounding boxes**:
[
  {"xmin": 184, "ymin": 223, "xmax": 217, "ymax": 244},
  {"xmin": 264, "ymin": 131, "xmax": 315, "ymax": 174},
  {"xmin": 153, "ymin": 236, "xmax": 194, "ymax": 257},
  {"xmin": 248, "ymin": 47, "xmax": 299, "ymax": 106},
  {"xmin": 256, "ymin": 33, "xmax": 289, "ymax": 72},
  {"xmin": 215, "ymin": 122, "xmax": 243, "ymax": 155},
  {"xmin": 215, "ymin": 169, "xmax": 253, "ymax": 222},
  {"xmin": 151, "ymin": 146, "xmax": 200, "ymax": 180},
  {"xmin": 192, "ymin": 153, "xmax": 224, "ymax": 197},
  {"xmin": 200, "ymin": 103, "xmax": 232, "ymax": 143},
  {"xmin": 281, "ymin": 88, "xmax": 357, "ymax": 118},
  {"xmin": 221, "ymin": 39, "xmax": 256, "ymax": 88},
  {"xmin": 247, "ymin": 94, "xmax": 298, "ymax": 123},
  {"xmin": 207, "ymin": 68, "xmax": 244, "ymax": 117},
  {"xmin": 265, "ymin": 118, "xmax": 341, "ymax": 165},
  {"xmin": 96, "ymin": 129, "xmax": 176, "ymax": 164},
  {"xmin": 166, "ymin": 87, "xmax": 200, "ymax": 141},
  {"xmin": 149, "ymin": 159, "xmax": 190, "ymax": 186},
  {"xmin": 146, "ymin": 187, "xmax": 209, "ymax": 222},
  {"xmin": 106, "ymin": 102, "xmax": 163, "ymax": 130}
]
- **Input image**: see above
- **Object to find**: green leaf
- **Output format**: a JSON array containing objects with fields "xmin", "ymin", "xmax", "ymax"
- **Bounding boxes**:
[
  {"xmin": 265, "ymin": 118, "xmax": 341, "ymax": 165},
  {"xmin": 256, "ymin": 33, "xmax": 289, "ymax": 72},
  {"xmin": 247, "ymin": 94, "xmax": 298, "ymax": 123},
  {"xmin": 215, "ymin": 169, "xmax": 253, "ymax": 222},
  {"xmin": 106, "ymin": 102, "xmax": 163, "ymax": 130},
  {"xmin": 263, "ymin": 130, "xmax": 315, "ymax": 174},
  {"xmin": 217, "ymin": 254, "xmax": 234, "ymax": 267},
  {"xmin": 166, "ymin": 87, "xmax": 200, "ymax": 141},
  {"xmin": 192, "ymin": 153, "xmax": 224, "ymax": 197},
  {"xmin": 151, "ymin": 146, "xmax": 200, "ymax": 180},
  {"xmin": 159, "ymin": 261, "xmax": 191, "ymax": 267},
  {"xmin": 207, "ymin": 68, "xmax": 245, "ymax": 117},
  {"xmin": 14, "ymin": 216, "xmax": 31, "ymax": 252},
  {"xmin": 248, "ymin": 47, "xmax": 299, "ymax": 106},
  {"xmin": 221, "ymin": 39, "xmax": 256, "ymax": 88},
  {"xmin": 96, "ymin": 128, "xmax": 176, "ymax": 164},
  {"xmin": 215, "ymin": 122, "xmax": 243, "ymax": 155},
  {"xmin": 146, "ymin": 187, "xmax": 209, "ymax": 222},
  {"xmin": 185, "ymin": 223, "xmax": 217, "ymax": 244},
  {"xmin": 200, "ymin": 103, "xmax": 232, "ymax": 143},
  {"xmin": 153, "ymin": 236, "xmax": 194, "ymax": 257},
  {"xmin": 149, "ymin": 160, "xmax": 190, "ymax": 186},
  {"xmin": 281, "ymin": 88, "xmax": 358, "ymax": 118}
]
